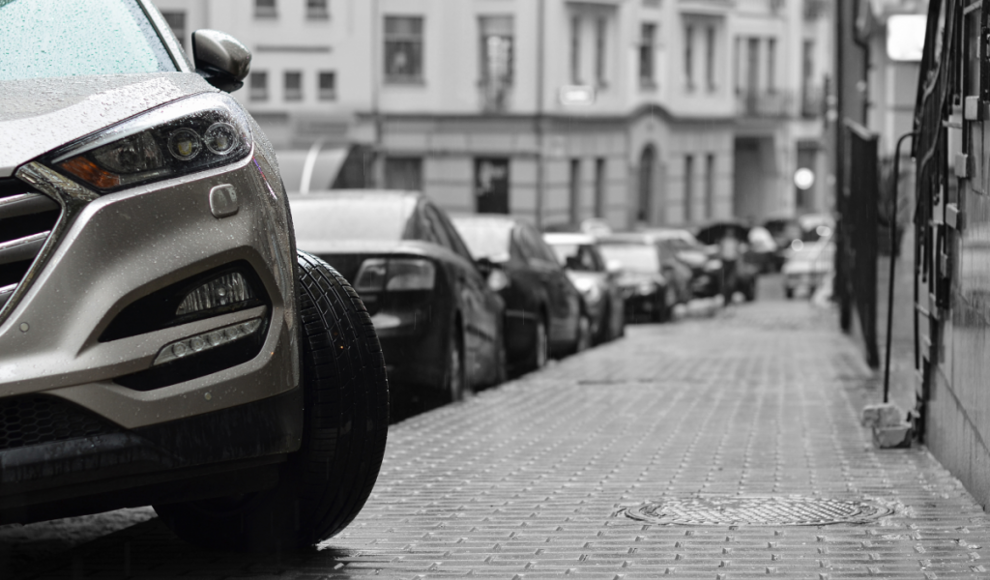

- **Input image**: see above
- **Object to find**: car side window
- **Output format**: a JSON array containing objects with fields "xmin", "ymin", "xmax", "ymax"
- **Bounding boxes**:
[
  {"xmin": 520, "ymin": 225, "xmax": 559, "ymax": 267},
  {"xmin": 432, "ymin": 206, "xmax": 476, "ymax": 263},
  {"xmin": 513, "ymin": 227, "xmax": 539, "ymax": 264},
  {"xmin": 419, "ymin": 204, "xmax": 453, "ymax": 249}
]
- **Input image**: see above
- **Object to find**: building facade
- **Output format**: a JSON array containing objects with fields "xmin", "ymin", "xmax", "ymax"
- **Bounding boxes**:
[{"xmin": 152, "ymin": 0, "xmax": 832, "ymax": 230}]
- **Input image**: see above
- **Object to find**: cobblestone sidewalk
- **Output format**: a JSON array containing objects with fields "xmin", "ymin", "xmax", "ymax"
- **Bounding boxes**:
[{"xmin": 10, "ymin": 300, "xmax": 990, "ymax": 579}]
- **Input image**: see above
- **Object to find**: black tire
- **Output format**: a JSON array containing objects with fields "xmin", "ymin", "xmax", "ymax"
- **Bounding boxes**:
[
  {"xmin": 155, "ymin": 252, "xmax": 389, "ymax": 552},
  {"xmin": 655, "ymin": 285, "xmax": 675, "ymax": 323},
  {"xmin": 744, "ymin": 279, "xmax": 757, "ymax": 302},
  {"xmin": 785, "ymin": 287, "xmax": 794, "ymax": 299},
  {"xmin": 528, "ymin": 315, "xmax": 549, "ymax": 371},
  {"xmin": 572, "ymin": 313, "xmax": 592, "ymax": 354},
  {"xmin": 445, "ymin": 320, "xmax": 467, "ymax": 402}
]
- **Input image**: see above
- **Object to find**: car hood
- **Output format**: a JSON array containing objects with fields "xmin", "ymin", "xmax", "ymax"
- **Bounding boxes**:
[
  {"xmin": 616, "ymin": 269, "xmax": 666, "ymax": 287},
  {"xmin": 565, "ymin": 270, "xmax": 607, "ymax": 285},
  {"xmin": 0, "ymin": 73, "xmax": 217, "ymax": 177}
]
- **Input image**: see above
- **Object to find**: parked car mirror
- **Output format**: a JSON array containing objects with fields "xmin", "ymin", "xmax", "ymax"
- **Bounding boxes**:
[{"xmin": 192, "ymin": 29, "xmax": 251, "ymax": 93}]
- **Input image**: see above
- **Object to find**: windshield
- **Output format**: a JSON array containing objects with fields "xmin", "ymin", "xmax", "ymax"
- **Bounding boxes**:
[
  {"xmin": 290, "ymin": 196, "xmax": 417, "ymax": 241},
  {"xmin": 0, "ymin": 0, "xmax": 176, "ymax": 81},
  {"xmin": 451, "ymin": 219, "xmax": 513, "ymax": 260},
  {"xmin": 598, "ymin": 243, "xmax": 660, "ymax": 272},
  {"xmin": 548, "ymin": 243, "xmax": 600, "ymax": 271}
]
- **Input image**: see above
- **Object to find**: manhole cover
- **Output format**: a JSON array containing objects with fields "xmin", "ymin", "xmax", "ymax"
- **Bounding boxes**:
[{"xmin": 625, "ymin": 496, "xmax": 894, "ymax": 526}]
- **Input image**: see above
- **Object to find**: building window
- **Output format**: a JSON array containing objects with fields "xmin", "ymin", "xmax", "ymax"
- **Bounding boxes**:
[
  {"xmin": 385, "ymin": 157, "xmax": 423, "ymax": 191},
  {"xmin": 684, "ymin": 25, "xmax": 695, "ymax": 91},
  {"xmin": 767, "ymin": 37, "xmax": 777, "ymax": 93},
  {"xmin": 734, "ymin": 37, "xmax": 742, "ymax": 94},
  {"xmin": 475, "ymin": 158, "xmax": 510, "ymax": 214},
  {"xmin": 801, "ymin": 40, "xmax": 815, "ymax": 117},
  {"xmin": 479, "ymin": 15, "xmax": 513, "ymax": 111},
  {"xmin": 705, "ymin": 154, "xmax": 715, "ymax": 219},
  {"xmin": 255, "ymin": 0, "xmax": 276, "ymax": 18},
  {"xmin": 318, "ymin": 71, "xmax": 336, "ymax": 100},
  {"xmin": 569, "ymin": 159, "xmax": 581, "ymax": 224},
  {"xmin": 595, "ymin": 18, "xmax": 607, "ymax": 87},
  {"xmin": 284, "ymin": 71, "xmax": 302, "ymax": 101},
  {"xmin": 306, "ymin": 0, "xmax": 329, "ymax": 20},
  {"xmin": 594, "ymin": 158, "xmax": 606, "ymax": 218},
  {"xmin": 705, "ymin": 27, "xmax": 716, "ymax": 92},
  {"xmin": 639, "ymin": 23, "xmax": 656, "ymax": 87},
  {"xmin": 161, "ymin": 11, "xmax": 186, "ymax": 51},
  {"xmin": 384, "ymin": 16, "xmax": 424, "ymax": 83},
  {"xmin": 746, "ymin": 37, "xmax": 759, "ymax": 94},
  {"xmin": 570, "ymin": 16, "xmax": 582, "ymax": 84},
  {"xmin": 249, "ymin": 71, "xmax": 268, "ymax": 101},
  {"xmin": 684, "ymin": 155, "xmax": 694, "ymax": 223}
]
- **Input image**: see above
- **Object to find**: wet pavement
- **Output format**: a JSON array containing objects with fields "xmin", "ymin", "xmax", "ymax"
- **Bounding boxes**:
[{"xmin": 6, "ymin": 286, "xmax": 990, "ymax": 579}]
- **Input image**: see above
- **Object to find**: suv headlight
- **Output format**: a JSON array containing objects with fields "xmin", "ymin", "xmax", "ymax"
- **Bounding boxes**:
[{"xmin": 43, "ymin": 93, "xmax": 252, "ymax": 193}]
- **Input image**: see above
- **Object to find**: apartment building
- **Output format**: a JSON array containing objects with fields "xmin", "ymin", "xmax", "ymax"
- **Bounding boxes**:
[{"xmin": 152, "ymin": 0, "xmax": 832, "ymax": 229}]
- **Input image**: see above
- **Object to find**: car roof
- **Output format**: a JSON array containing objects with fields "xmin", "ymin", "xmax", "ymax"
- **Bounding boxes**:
[{"xmin": 543, "ymin": 232, "xmax": 596, "ymax": 245}]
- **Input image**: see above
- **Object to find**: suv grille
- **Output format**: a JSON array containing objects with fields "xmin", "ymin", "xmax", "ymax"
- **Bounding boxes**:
[
  {"xmin": 0, "ymin": 395, "xmax": 120, "ymax": 451},
  {"xmin": 0, "ymin": 177, "xmax": 61, "ymax": 313}
]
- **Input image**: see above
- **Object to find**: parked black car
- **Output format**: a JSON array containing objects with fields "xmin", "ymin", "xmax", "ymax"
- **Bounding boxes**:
[
  {"xmin": 452, "ymin": 215, "xmax": 590, "ymax": 375},
  {"xmin": 596, "ymin": 235, "xmax": 676, "ymax": 322},
  {"xmin": 290, "ymin": 191, "xmax": 505, "ymax": 404},
  {"xmin": 544, "ymin": 232, "xmax": 625, "ymax": 344},
  {"xmin": 695, "ymin": 221, "xmax": 759, "ymax": 302}
]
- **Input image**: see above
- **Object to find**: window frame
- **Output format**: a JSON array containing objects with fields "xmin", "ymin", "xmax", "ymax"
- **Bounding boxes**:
[
  {"xmin": 284, "ymin": 70, "xmax": 302, "ymax": 102},
  {"xmin": 639, "ymin": 22, "xmax": 656, "ymax": 88},
  {"xmin": 306, "ymin": 0, "xmax": 329, "ymax": 20},
  {"xmin": 255, "ymin": 0, "xmax": 277, "ymax": 19},
  {"xmin": 318, "ymin": 71, "xmax": 337, "ymax": 101},
  {"xmin": 249, "ymin": 71, "xmax": 268, "ymax": 101},
  {"xmin": 384, "ymin": 15, "xmax": 425, "ymax": 84}
]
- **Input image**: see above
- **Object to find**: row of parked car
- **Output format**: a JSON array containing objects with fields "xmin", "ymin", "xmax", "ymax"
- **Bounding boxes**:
[{"xmin": 289, "ymin": 190, "xmax": 777, "ymax": 410}]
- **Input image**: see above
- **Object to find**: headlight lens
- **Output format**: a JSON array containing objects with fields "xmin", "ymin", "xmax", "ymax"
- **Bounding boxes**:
[
  {"xmin": 46, "ymin": 94, "xmax": 252, "ymax": 193},
  {"xmin": 574, "ymin": 278, "xmax": 603, "ymax": 305}
]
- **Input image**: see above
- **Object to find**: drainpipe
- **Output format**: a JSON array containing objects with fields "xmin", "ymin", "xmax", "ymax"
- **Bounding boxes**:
[
  {"xmin": 535, "ymin": 0, "xmax": 546, "ymax": 228},
  {"xmin": 371, "ymin": 0, "xmax": 383, "ymax": 188}
]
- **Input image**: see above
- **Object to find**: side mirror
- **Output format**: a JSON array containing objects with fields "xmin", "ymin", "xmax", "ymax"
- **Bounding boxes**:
[
  {"xmin": 475, "ymin": 256, "xmax": 496, "ymax": 277},
  {"xmin": 192, "ymin": 30, "xmax": 251, "ymax": 93}
]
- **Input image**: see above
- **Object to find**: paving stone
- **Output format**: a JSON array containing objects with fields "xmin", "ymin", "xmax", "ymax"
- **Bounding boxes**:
[{"xmin": 8, "ymin": 300, "xmax": 990, "ymax": 579}]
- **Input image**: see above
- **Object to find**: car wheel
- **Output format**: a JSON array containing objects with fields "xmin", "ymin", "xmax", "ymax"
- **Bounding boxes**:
[
  {"xmin": 655, "ymin": 285, "xmax": 675, "ymax": 323},
  {"xmin": 155, "ymin": 252, "xmax": 389, "ymax": 551},
  {"xmin": 494, "ymin": 335, "xmax": 508, "ymax": 386},
  {"xmin": 784, "ymin": 287, "xmax": 794, "ymax": 299},
  {"xmin": 531, "ymin": 316, "xmax": 549, "ymax": 371},
  {"xmin": 445, "ymin": 324, "xmax": 467, "ymax": 402},
  {"xmin": 744, "ymin": 279, "xmax": 757, "ymax": 302},
  {"xmin": 575, "ymin": 313, "xmax": 592, "ymax": 353}
]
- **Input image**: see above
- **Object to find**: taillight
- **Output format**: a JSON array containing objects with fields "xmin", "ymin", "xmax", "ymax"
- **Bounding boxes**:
[{"xmin": 354, "ymin": 258, "xmax": 436, "ymax": 292}]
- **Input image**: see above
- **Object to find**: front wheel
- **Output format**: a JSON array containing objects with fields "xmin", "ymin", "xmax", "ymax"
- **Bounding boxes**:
[
  {"xmin": 156, "ymin": 252, "xmax": 389, "ymax": 551},
  {"xmin": 574, "ymin": 313, "xmax": 592, "ymax": 353}
]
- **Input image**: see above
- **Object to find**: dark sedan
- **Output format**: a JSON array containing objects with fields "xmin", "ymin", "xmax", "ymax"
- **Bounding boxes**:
[
  {"xmin": 695, "ymin": 221, "xmax": 759, "ymax": 302},
  {"xmin": 290, "ymin": 191, "xmax": 505, "ymax": 405},
  {"xmin": 452, "ymin": 215, "xmax": 590, "ymax": 376},
  {"xmin": 544, "ymin": 232, "xmax": 625, "ymax": 344},
  {"xmin": 596, "ymin": 235, "xmax": 676, "ymax": 322}
]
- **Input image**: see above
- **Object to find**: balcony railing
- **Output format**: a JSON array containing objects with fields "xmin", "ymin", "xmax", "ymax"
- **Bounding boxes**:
[{"xmin": 735, "ymin": 90, "xmax": 793, "ymax": 119}]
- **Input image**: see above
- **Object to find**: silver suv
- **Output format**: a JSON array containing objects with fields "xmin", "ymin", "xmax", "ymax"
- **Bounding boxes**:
[{"xmin": 0, "ymin": 0, "xmax": 388, "ymax": 551}]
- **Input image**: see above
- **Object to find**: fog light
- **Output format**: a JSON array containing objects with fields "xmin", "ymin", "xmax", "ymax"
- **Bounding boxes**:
[
  {"xmin": 154, "ymin": 317, "xmax": 263, "ymax": 365},
  {"xmin": 177, "ymin": 272, "xmax": 255, "ymax": 315}
]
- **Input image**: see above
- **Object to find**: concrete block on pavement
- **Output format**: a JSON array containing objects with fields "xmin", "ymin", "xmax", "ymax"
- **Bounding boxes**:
[
  {"xmin": 873, "ymin": 422, "xmax": 913, "ymax": 448},
  {"xmin": 861, "ymin": 402, "xmax": 903, "ymax": 428}
]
